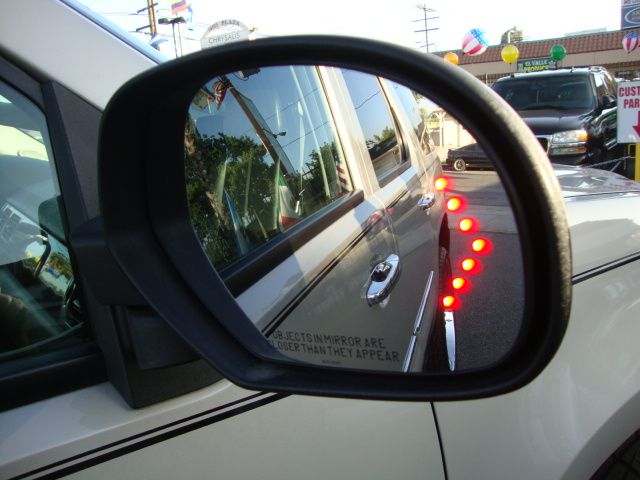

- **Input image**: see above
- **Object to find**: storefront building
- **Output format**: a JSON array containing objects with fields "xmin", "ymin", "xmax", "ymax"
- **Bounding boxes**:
[{"xmin": 437, "ymin": 29, "xmax": 640, "ymax": 85}]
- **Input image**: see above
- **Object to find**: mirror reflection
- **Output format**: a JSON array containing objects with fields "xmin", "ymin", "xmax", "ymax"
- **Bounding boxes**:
[{"xmin": 184, "ymin": 66, "xmax": 523, "ymax": 374}]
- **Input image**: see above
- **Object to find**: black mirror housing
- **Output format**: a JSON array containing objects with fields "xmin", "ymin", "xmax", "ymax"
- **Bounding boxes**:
[
  {"xmin": 602, "ymin": 94, "xmax": 617, "ymax": 109},
  {"xmin": 96, "ymin": 36, "xmax": 572, "ymax": 401}
]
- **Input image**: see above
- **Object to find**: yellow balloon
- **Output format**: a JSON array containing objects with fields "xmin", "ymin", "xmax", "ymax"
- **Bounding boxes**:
[
  {"xmin": 443, "ymin": 52, "xmax": 459, "ymax": 65},
  {"xmin": 501, "ymin": 44, "xmax": 520, "ymax": 64}
]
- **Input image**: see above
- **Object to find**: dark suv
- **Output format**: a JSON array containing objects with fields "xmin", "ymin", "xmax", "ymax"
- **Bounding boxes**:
[{"xmin": 492, "ymin": 67, "xmax": 618, "ymax": 166}]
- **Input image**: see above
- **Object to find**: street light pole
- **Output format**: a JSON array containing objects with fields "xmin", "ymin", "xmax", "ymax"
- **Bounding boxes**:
[{"xmin": 159, "ymin": 16, "xmax": 186, "ymax": 58}]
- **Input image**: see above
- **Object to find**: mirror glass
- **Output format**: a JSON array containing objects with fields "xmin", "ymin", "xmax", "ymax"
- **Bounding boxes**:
[{"xmin": 183, "ymin": 65, "xmax": 523, "ymax": 374}]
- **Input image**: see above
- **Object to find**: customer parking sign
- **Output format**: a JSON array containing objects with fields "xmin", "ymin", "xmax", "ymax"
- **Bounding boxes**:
[{"xmin": 618, "ymin": 80, "xmax": 640, "ymax": 143}]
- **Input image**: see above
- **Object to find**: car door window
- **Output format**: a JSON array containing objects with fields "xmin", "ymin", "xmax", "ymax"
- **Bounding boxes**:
[
  {"xmin": 340, "ymin": 69, "xmax": 406, "ymax": 184},
  {"xmin": 0, "ymin": 80, "xmax": 84, "ymax": 362},
  {"xmin": 186, "ymin": 66, "xmax": 353, "ymax": 272},
  {"xmin": 387, "ymin": 81, "xmax": 433, "ymax": 156},
  {"xmin": 603, "ymin": 73, "xmax": 617, "ymax": 96},
  {"xmin": 594, "ymin": 72, "xmax": 607, "ymax": 98}
]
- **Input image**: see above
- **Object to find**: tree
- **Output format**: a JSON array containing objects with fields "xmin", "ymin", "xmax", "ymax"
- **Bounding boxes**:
[{"xmin": 185, "ymin": 129, "xmax": 276, "ymax": 269}]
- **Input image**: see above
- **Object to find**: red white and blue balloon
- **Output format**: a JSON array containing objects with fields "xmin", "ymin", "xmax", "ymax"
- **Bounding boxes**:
[
  {"xmin": 622, "ymin": 32, "xmax": 640, "ymax": 53},
  {"xmin": 462, "ymin": 28, "xmax": 489, "ymax": 56}
]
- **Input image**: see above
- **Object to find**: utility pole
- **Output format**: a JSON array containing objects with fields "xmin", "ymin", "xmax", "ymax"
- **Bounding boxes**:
[
  {"xmin": 413, "ymin": 4, "xmax": 439, "ymax": 53},
  {"xmin": 147, "ymin": 0, "xmax": 157, "ymax": 37},
  {"xmin": 135, "ymin": 1, "xmax": 159, "ymax": 50}
]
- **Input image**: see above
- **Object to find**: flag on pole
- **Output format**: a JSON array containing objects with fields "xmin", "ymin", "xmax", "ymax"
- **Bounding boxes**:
[
  {"xmin": 171, "ymin": 0, "xmax": 189, "ymax": 15},
  {"xmin": 335, "ymin": 162, "xmax": 351, "ymax": 196},
  {"xmin": 213, "ymin": 80, "xmax": 230, "ymax": 109},
  {"xmin": 277, "ymin": 174, "xmax": 301, "ymax": 229}
]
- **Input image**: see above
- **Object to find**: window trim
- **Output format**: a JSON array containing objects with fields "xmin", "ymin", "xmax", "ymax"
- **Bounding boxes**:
[
  {"xmin": 374, "ymin": 80, "xmax": 411, "ymax": 188},
  {"xmin": 0, "ymin": 56, "xmax": 106, "ymax": 410},
  {"xmin": 341, "ymin": 72, "xmax": 410, "ymax": 189},
  {"xmin": 222, "ymin": 189, "xmax": 364, "ymax": 296},
  {"xmin": 383, "ymin": 78, "xmax": 435, "ymax": 158},
  {"xmin": 0, "ymin": 343, "xmax": 105, "ymax": 411}
]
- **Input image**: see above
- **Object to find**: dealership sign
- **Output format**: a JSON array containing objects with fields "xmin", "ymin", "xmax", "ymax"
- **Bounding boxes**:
[
  {"xmin": 622, "ymin": 0, "xmax": 640, "ymax": 29},
  {"xmin": 201, "ymin": 20, "xmax": 251, "ymax": 49},
  {"xmin": 517, "ymin": 58, "xmax": 557, "ymax": 73}
]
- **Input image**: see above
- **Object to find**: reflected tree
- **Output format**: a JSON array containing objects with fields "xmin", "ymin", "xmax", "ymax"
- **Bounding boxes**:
[
  {"xmin": 186, "ymin": 127, "xmax": 345, "ymax": 271},
  {"xmin": 186, "ymin": 127, "xmax": 276, "ymax": 269}
]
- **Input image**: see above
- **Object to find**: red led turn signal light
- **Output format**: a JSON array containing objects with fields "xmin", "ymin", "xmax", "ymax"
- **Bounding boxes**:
[
  {"xmin": 461, "ymin": 258, "xmax": 475, "ymax": 271},
  {"xmin": 435, "ymin": 177, "xmax": 448, "ymax": 192},
  {"xmin": 442, "ymin": 295, "xmax": 460, "ymax": 310},
  {"xmin": 442, "ymin": 295, "xmax": 455, "ymax": 308},
  {"xmin": 458, "ymin": 217, "xmax": 478, "ymax": 233},
  {"xmin": 471, "ymin": 238, "xmax": 486, "ymax": 252},
  {"xmin": 446, "ymin": 197, "xmax": 464, "ymax": 212},
  {"xmin": 452, "ymin": 276, "xmax": 472, "ymax": 294},
  {"xmin": 460, "ymin": 258, "xmax": 483, "ymax": 274},
  {"xmin": 471, "ymin": 238, "xmax": 493, "ymax": 255}
]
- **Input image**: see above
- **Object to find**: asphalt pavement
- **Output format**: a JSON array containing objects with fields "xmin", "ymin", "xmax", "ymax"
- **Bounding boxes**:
[{"xmin": 444, "ymin": 170, "xmax": 525, "ymax": 370}]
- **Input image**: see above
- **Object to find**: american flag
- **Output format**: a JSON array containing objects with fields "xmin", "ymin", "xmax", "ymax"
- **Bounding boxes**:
[{"xmin": 213, "ymin": 81, "xmax": 229, "ymax": 109}]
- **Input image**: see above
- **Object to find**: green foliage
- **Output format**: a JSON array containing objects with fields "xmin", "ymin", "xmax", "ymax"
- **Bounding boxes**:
[
  {"xmin": 186, "ymin": 124, "xmax": 344, "ymax": 271},
  {"xmin": 185, "ymin": 131, "xmax": 275, "ymax": 269}
]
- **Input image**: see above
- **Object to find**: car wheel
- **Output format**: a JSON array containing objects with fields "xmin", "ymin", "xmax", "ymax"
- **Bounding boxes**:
[
  {"xmin": 425, "ymin": 246, "xmax": 453, "ymax": 372},
  {"xmin": 452, "ymin": 158, "xmax": 467, "ymax": 172}
]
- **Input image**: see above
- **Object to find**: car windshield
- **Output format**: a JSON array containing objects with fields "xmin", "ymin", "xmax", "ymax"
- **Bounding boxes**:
[{"xmin": 493, "ymin": 75, "xmax": 595, "ymax": 111}]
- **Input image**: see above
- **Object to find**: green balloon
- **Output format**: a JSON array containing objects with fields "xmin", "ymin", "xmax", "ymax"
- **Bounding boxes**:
[{"xmin": 550, "ymin": 44, "xmax": 566, "ymax": 61}]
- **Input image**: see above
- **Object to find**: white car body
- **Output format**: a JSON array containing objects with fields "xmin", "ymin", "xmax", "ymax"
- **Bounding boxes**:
[{"xmin": 1, "ymin": 2, "xmax": 640, "ymax": 479}]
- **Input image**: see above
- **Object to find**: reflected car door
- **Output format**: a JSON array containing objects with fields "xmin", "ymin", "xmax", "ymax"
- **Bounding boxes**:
[
  {"xmin": 256, "ymin": 69, "xmax": 442, "ymax": 373},
  {"xmin": 338, "ymin": 70, "xmax": 443, "ymax": 372},
  {"xmin": 186, "ymin": 65, "xmax": 409, "ymax": 372},
  {"xmin": 186, "ymin": 65, "xmax": 441, "ymax": 373}
]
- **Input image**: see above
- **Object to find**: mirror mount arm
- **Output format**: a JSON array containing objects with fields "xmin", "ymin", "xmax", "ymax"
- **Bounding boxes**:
[{"xmin": 70, "ymin": 217, "xmax": 223, "ymax": 408}]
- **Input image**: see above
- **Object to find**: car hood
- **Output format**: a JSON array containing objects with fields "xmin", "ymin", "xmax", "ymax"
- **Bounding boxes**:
[
  {"xmin": 556, "ymin": 165, "xmax": 640, "ymax": 277},
  {"xmin": 516, "ymin": 109, "xmax": 591, "ymax": 135},
  {"xmin": 554, "ymin": 165, "xmax": 640, "ymax": 197}
]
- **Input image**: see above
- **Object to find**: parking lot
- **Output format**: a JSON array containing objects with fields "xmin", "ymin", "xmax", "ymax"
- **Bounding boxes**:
[{"xmin": 445, "ymin": 170, "xmax": 525, "ymax": 370}]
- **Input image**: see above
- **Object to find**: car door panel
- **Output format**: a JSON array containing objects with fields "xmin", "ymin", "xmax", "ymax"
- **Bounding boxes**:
[
  {"xmin": 374, "ymin": 167, "xmax": 440, "ymax": 371},
  {"xmin": 1, "ymin": 382, "xmax": 445, "ymax": 480},
  {"xmin": 233, "ymin": 187, "xmax": 403, "ymax": 371},
  {"xmin": 232, "ymin": 68, "xmax": 438, "ymax": 373}
]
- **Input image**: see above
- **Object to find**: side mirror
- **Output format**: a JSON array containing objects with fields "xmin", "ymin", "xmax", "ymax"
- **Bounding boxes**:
[
  {"xmin": 602, "ymin": 94, "xmax": 616, "ymax": 109},
  {"xmin": 96, "ymin": 36, "xmax": 571, "ymax": 401}
]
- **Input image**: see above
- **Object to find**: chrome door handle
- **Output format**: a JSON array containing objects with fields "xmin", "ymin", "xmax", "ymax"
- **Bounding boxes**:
[
  {"xmin": 417, "ymin": 192, "xmax": 436, "ymax": 210},
  {"xmin": 366, "ymin": 254, "xmax": 400, "ymax": 306}
]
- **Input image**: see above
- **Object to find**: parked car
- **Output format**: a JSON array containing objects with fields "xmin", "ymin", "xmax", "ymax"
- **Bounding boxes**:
[
  {"xmin": 446, "ymin": 142, "xmax": 491, "ymax": 171},
  {"xmin": 1, "ymin": 2, "xmax": 640, "ymax": 480},
  {"xmin": 492, "ymin": 66, "xmax": 620, "ymax": 166}
]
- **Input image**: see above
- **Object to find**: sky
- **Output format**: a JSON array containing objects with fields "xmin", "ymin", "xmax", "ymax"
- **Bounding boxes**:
[{"xmin": 78, "ymin": 0, "xmax": 621, "ymax": 58}]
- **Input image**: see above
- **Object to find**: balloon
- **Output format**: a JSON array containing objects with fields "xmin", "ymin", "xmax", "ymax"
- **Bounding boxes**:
[
  {"xmin": 443, "ymin": 52, "xmax": 459, "ymax": 65},
  {"xmin": 550, "ymin": 44, "xmax": 566, "ymax": 61},
  {"xmin": 623, "ymin": 32, "xmax": 640, "ymax": 53},
  {"xmin": 501, "ymin": 44, "xmax": 520, "ymax": 64},
  {"xmin": 462, "ymin": 29, "xmax": 489, "ymax": 56}
]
